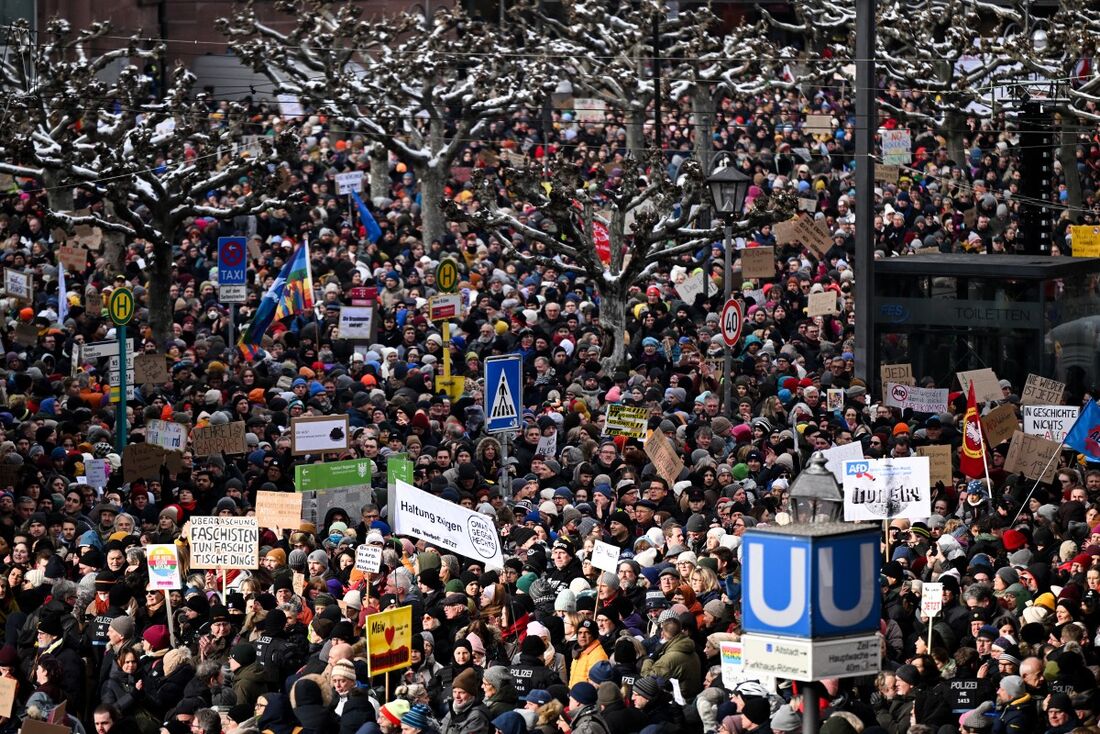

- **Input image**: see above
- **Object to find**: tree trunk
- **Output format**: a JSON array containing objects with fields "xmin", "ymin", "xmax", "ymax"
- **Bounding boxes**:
[
  {"xmin": 148, "ymin": 224, "xmax": 176, "ymax": 347},
  {"xmin": 419, "ymin": 165, "xmax": 446, "ymax": 246},
  {"xmin": 599, "ymin": 284, "xmax": 630, "ymax": 373},
  {"xmin": 943, "ymin": 109, "xmax": 968, "ymax": 170},
  {"xmin": 101, "ymin": 200, "xmax": 126, "ymax": 274},
  {"xmin": 692, "ymin": 87, "xmax": 716, "ymax": 175},
  {"xmin": 370, "ymin": 143, "xmax": 390, "ymax": 201},
  {"xmin": 626, "ymin": 107, "xmax": 648, "ymax": 162},
  {"xmin": 1058, "ymin": 110, "xmax": 1084, "ymax": 213},
  {"xmin": 41, "ymin": 170, "xmax": 72, "ymax": 215}
]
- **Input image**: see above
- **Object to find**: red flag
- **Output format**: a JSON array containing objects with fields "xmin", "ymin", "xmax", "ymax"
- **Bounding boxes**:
[{"xmin": 960, "ymin": 382, "xmax": 986, "ymax": 479}]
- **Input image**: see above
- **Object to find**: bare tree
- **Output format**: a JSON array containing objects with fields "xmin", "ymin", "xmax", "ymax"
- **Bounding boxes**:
[
  {"xmin": 219, "ymin": 2, "xmax": 545, "ymax": 245},
  {"xmin": 446, "ymin": 158, "xmax": 792, "ymax": 370}
]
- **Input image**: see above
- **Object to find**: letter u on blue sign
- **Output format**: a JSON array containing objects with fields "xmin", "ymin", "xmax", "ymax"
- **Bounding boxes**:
[{"xmin": 741, "ymin": 529, "xmax": 880, "ymax": 638}]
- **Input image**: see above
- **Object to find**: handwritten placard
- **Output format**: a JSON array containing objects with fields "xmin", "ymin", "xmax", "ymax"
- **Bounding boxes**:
[
  {"xmin": 916, "ymin": 444, "xmax": 953, "ymax": 488},
  {"xmin": 957, "ymin": 368, "xmax": 1003, "ymax": 404},
  {"xmin": 741, "ymin": 246, "xmax": 776, "ymax": 279},
  {"xmin": 589, "ymin": 540, "xmax": 621, "ymax": 574},
  {"xmin": 644, "ymin": 428, "xmax": 685, "ymax": 487},
  {"xmin": 1021, "ymin": 374, "xmax": 1065, "ymax": 406},
  {"xmin": 981, "ymin": 403, "xmax": 1018, "ymax": 447},
  {"xmin": 122, "ymin": 443, "xmax": 167, "ymax": 482},
  {"xmin": 134, "ymin": 353, "xmax": 170, "ymax": 384},
  {"xmin": 1004, "ymin": 430, "xmax": 1060, "ymax": 484},
  {"xmin": 58, "ymin": 245, "xmax": 88, "ymax": 273},
  {"xmin": 191, "ymin": 421, "xmax": 247, "ymax": 457},
  {"xmin": 255, "ymin": 491, "xmax": 304, "ymax": 532},
  {"xmin": 807, "ymin": 291, "xmax": 838, "ymax": 317},
  {"xmin": 880, "ymin": 363, "xmax": 915, "ymax": 387}
]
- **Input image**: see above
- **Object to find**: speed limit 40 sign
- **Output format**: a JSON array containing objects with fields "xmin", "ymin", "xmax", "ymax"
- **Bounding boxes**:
[{"xmin": 720, "ymin": 298, "xmax": 743, "ymax": 347}]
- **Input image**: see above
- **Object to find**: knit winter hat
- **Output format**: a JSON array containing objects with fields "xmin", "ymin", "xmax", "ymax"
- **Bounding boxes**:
[
  {"xmin": 483, "ymin": 666, "xmax": 513, "ymax": 690},
  {"xmin": 452, "ymin": 667, "xmax": 479, "ymax": 695},
  {"xmin": 109, "ymin": 615, "xmax": 135, "ymax": 639},
  {"xmin": 307, "ymin": 549, "xmax": 329, "ymax": 569},
  {"xmin": 380, "ymin": 700, "xmax": 411, "ymax": 726},
  {"xmin": 331, "ymin": 659, "xmax": 357, "ymax": 682}
]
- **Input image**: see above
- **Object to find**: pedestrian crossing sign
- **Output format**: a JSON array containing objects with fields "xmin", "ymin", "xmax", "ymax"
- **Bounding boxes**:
[{"xmin": 484, "ymin": 354, "xmax": 522, "ymax": 434}]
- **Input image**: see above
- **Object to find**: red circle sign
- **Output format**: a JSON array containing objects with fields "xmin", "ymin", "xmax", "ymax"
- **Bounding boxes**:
[
  {"xmin": 221, "ymin": 239, "xmax": 244, "ymax": 268},
  {"xmin": 720, "ymin": 298, "xmax": 743, "ymax": 347}
]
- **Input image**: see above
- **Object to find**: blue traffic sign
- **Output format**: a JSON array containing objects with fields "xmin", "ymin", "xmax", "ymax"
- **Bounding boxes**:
[
  {"xmin": 218, "ymin": 237, "xmax": 247, "ymax": 286},
  {"xmin": 484, "ymin": 354, "xmax": 522, "ymax": 434},
  {"xmin": 741, "ymin": 526, "xmax": 880, "ymax": 639}
]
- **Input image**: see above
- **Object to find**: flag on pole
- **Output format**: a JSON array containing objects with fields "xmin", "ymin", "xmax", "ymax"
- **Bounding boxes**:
[
  {"xmin": 238, "ymin": 238, "xmax": 314, "ymax": 361},
  {"xmin": 1064, "ymin": 400, "xmax": 1100, "ymax": 461},
  {"xmin": 57, "ymin": 262, "xmax": 68, "ymax": 325},
  {"xmin": 350, "ymin": 189, "xmax": 383, "ymax": 244},
  {"xmin": 960, "ymin": 382, "xmax": 987, "ymax": 479}
]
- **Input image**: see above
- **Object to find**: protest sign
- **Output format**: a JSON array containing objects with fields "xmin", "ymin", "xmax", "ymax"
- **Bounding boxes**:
[
  {"xmin": 535, "ymin": 433, "xmax": 557, "ymax": 459},
  {"xmin": 122, "ymin": 443, "xmax": 167, "ymax": 482},
  {"xmin": 85, "ymin": 459, "xmax": 108, "ymax": 489},
  {"xmin": 146, "ymin": 419, "xmax": 187, "ymax": 451},
  {"xmin": 827, "ymin": 388, "xmax": 844, "ymax": 412},
  {"xmin": 255, "ymin": 491, "xmax": 304, "ymax": 532},
  {"xmin": 957, "ymin": 368, "xmax": 1003, "ymax": 404},
  {"xmin": 875, "ymin": 164, "xmax": 902, "ymax": 183},
  {"xmin": 881, "ymin": 129, "xmax": 912, "ymax": 165},
  {"xmin": 58, "ymin": 245, "xmax": 88, "ymax": 273},
  {"xmin": 883, "ymin": 383, "xmax": 949, "ymax": 414},
  {"xmin": 719, "ymin": 641, "xmax": 744, "ymax": 688},
  {"xmin": 291, "ymin": 414, "xmax": 350, "ymax": 455},
  {"xmin": 675, "ymin": 270, "xmax": 706, "ymax": 304},
  {"xmin": 774, "ymin": 216, "xmax": 831, "ymax": 256},
  {"xmin": 4, "ymin": 269, "xmax": 30, "ymax": 302},
  {"xmin": 644, "ymin": 429, "xmax": 685, "ymax": 486},
  {"xmin": 191, "ymin": 421, "xmax": 247, "ymax": 456},
  {"xmin": 921, "ymin": 582, "xmax": 944, "ymax": 618},
  {"xmin": 334, "ymin": 171, "xmax": 364, "ymax": 195},
  {"xmin": 803, "ymin": 114, "xmax": 834, "ymax": 134},
  {"xmin": 572, "ymin": 98, "xmax": 607, "ymax": 123},
  {"xmin": 981, "ymin": 403, "xmax": 1019, "ymax": 447},
  {"xmin": 146, "ymin": 544, "xmax": 182, "ymax": 591},
  {"xmin": 1023, "ymin": 405, "xmax": 1081, "ymax": 443},
  {"xmin": 134, "ymin": 353, "xmax": 170, "ymax": 384},
  {"xmin": 189, "ymin": 516, "xmax": 259, "ymax": 570},
  {"xmin": 337, "ymin": 306, "xmax": 374, "ymax": 339},
  {"xmin": 0, "ymin": 676, "xmax": 15, "ymax": 717},
  {"xmin": 12, "ymin": 323, "xmax": 35, "ymax": 347},
  {"xmin": 295, "ymin": 457, "xmax": 373, "ymax": 493},
  {"xmin": 1070, "ymin": 225, "xmax": 1100, "ymax": 257},
  {"xmin": 392, "ymin": 479, "xmax": 503, "ymax": 569},
  {"xmin": 355, "ymin": 545, "xmax": 382, "ymax": 574},
  {"xmin": 822, "ymin": 441, "xmax": 865, "ymax": 482},
  {"xmin": 1021, "ymin": 374, "xmax": 1065, "ymax": 406},
  {"xmin": 740, "ymin": 247, "xmax": 776, "ymax": 279},
  {"xmin": 293, "ymin": 572, "xmax": 306, "ymax": 597},
  {"xmin": 807, "ymin": 291, "xmax": 838, "ymax": 317},
  {"xmin": 604, "ymin": 405, "xmax": 648, "ymax": 439},
  {"xmin": 20, "ymin": 717, "xmax": 68, "ymax": 734},
  {"xmin": 1004, "ymin": 430, "xmax": 1060, "ymax": 483},
  {"xmin": 590, "ymin": 540, "xmax": 622, "ymax": 574},
  {"xmin": 365, "ymin": 605, "xmax": 413, "ymax": 676},
  {"xmin": 880, "ymin": 363, "xmax": 915, "ymax": 387},
  {"xmin": 916, "ymin": 444, "xmax": 953, "ymax": 487},
  {"xmin": 842, "ymin": 457, "xmax": 931, "ymax": 521},
  {"xmin": 86, "ymin": 290, "xmax": 102, "ymax": 313}
]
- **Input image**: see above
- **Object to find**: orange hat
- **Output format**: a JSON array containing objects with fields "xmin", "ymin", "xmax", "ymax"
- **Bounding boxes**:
[
  {"xmin": 248, "ymin": 388, "xmax": 267, "ymax": 403},
  {"xmin": 18, "ymin": 308, "xmax": 33, "ymax": 322},
  {"xmin": 892, "ymin": 422, "xmax": 910, "ymax": 436}
]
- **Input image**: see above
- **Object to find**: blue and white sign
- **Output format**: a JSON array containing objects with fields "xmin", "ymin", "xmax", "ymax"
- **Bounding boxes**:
[
  {"xmin": 484, "ymin": 354, "xmax": 522, "ymax": 434},
  {"xmin": 741, "ymin": 526, "xmax": 880, "ymax": 639},
  {"xmin": 218, "ymin": 237, "xmax": 248, "ymax": 285}
]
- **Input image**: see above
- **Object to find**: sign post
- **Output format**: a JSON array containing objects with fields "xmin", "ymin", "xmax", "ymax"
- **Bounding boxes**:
[
  {"xmin": 434, "ymin": 259, "xmax": 460, "ymax": 398},
  {"xmin": 720, "ymin": 297, "xmax": 743, "ymax": 412},
  {"xmin": 108, "ymin": 286, "xmax": 135, "ymax": 452},
  {"xmin": 484, "ymin": 354, "xmax": 522, "ymax": 499},
  {"xmin": 218, "ymin": 237, "xmax": 247, "ymax": 360}
]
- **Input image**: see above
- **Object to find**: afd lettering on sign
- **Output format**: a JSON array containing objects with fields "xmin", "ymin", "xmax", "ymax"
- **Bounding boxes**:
[{"xmin": 741, "ymin": 527, "xmax": 880, "ymax": 639}]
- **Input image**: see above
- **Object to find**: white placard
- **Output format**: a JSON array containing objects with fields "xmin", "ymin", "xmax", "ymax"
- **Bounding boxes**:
[
  {"xmin": 338, "ymin": 306, "xmax": 374, "ymax": 340},
  {"xmin": 392, "ymin": 479, "xmax": 503, "ymax": 569},
  {"xmin": 719, "ymin": 640, "xmax": 743, "ymax": 688},
  {"xmin": 881, "ymin": 129, "xmax": 912, "ymax": 166},
  {"xmin": 335, "ymin": 171, "xmax": 364, "ymax": 195},
  {"xmin": 921, "ymin": 582, "xmax": 943, "ymax": 618},
  {"xmin": 291, "ymin": 415, "xmax": 350, "ymax": 455},
  {"xmin": 675, "ymin": 270, "xmax": 706, "ymax": 304},
  {"xmin": 821, "ymin": 441, "xmax": 865, "ymax": 482},
  {"xmin": 355, "ymin": 545, "xmax": 382, "ymax": 574},
  {"xmin": 842, "ymin": 457, "xmax": 931, "ymax": 522},
  {"xmin": 146, "ymin": 544, "xmax": 182, "ymax": 591},
  {"xmin": 85, "ymin": 459, "xmax": 108, "ymax": 489},
  {"xmin": 146, "ymin": 419, "xmax": 187, "ymax": 451},
  {"xmin": 189, "ymin": 516, "xmax": 259, "ymax": 570},
  {"xmin": 883, "ymin": 383, "xmax": 950, "ymax": 414},
  {"xmin": 589, "ymin": 540, "xmax": 621, "ymax": 574},
  {"xmin": 4, "ymin": 269, "xmax": 30, "ymax": 302},
  {"xmin": 1023, "ymin": 405, "xmax": 1080, "ymax": 443},
  {"xmin": 535, "ymin": 434, "xmax": 557, "ymax": 458}
]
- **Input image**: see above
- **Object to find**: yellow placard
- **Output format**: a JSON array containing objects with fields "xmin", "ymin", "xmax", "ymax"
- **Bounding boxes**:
[
  {"xmin": 1071, "ymin": 225, "xmax": 1100, "ymax": 257},
  {"xmin": 365, "ymin": 604, "xmax": 413, "ymax": 676}
]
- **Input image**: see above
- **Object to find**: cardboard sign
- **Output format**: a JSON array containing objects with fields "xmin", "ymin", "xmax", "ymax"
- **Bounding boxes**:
[
  {"xmin": 122, "ymin": 443, "xmax": 167, "ymax": 482},
  {"xmin": 675, "ymin": 269, "xmax": 707, "ymax": 304},
  {"xmin": 355, "ymin": 545, "xmax": 382, "ymax": 574},
  {"xmin": 774, "ymin": 216, "xmax": 832, "ymax": 256},
  {"xmin": 292, "ymin": 571, "xmax": 306, "ymax": 596},
  {"xmin": 957, "ymin": 368, "xmax": 1002, "ymax": 404},
  {"xmin": 981, "ymin": 403, "xmax": 1018, "ymax": 447},
  {"xmin": 875, "ymin": 164, "xmax": 902, "ymax": 183},
  {"xmin": 842, "ymin": 457, "xmax": 931, "ymax": 521},
  {"xmin": 134, "ymin": 353, "xmax": 170, "ymax": 384},
  {"xmin": 572, "ymin": 98, "xmax": 607, "ymax": 123},
  {"xmin": 880, "ymin": 363, "xmax": 915, "ymax": 387},
  {"xmin": 916, "ymin": 444, "xmax": 953, "ymax": 488},
  {"xmin": 334, "ymin": 171, "xmax": 364, "ymax": 195},
  {"xmin": 881, "ymin": 129, "xmax": 912, "ymax": 166},
  {"xmin": 21, "ymin": 718, "xmax": 69, "ymax": 734},
  {"xmin": 741, "ymin": 246, "xmax": 776, "ymax": 279},
  {"xmin": 0, "ymin": 676, "xmax": 15, "ymax": 717},
  {"xmin": 86, "ymin": 290, "xmax": 103, "ymax": 314},
  {"xmin": 1021, "ymin": 374, "xmax": 1065, "ymax": 406},
  {"xmin": 604, "ymin": 405, "xmax": 648, "ymax": 439},
  {"xmin": 191, "ymin": 421, "xmax": 247, "ymax": 457},
  {"xmin": 72, "ymin": 223, "xmax": 103, "ymax": 250},
  {"xmin": 365, "ymin": 605, "xmax": 413, "ymax": 676},
  {"xmin": 13, "ymin": 323, "xmax": 37, "ymax": 346},
  {"xmin": 189, "ymin": 516, "xmax": 259, "ymax": 570},
  {"xmin": 589, "ymin": 540, "xmax": 621, "ymax": 574},
  {"xmin": 884, "ymin": 383, "xmax": 948, "ymax": 414},
  {"xmin": 58, "ymin": 245, "xmax": 88, "ymax": 273},
  {"xmin": 255, "ymin": 491, "xmax": 304, "ymax": 532},
  {"xmin": 803, "ymin": 114, "xmax": 834, "ymax": 134},
  {"xmin": 291, "ymin": 414, "xmax": 350, "ymax": 455},
  {"xmin": 807, "ymin": 291, "xmax": 838, "ymax": 317},
  {"xmin": 644, "ymin": 429, "xmax": 685, "ymax": 487},
  {"xmin": 85, "ymin": 459, "xmax": 108, "ymax": 489},
  {"xmin": 535, "ymin": 433, "xmax": 557, "ymax": 459},
  {"xmin": 921, "ymin": 582, "xmax": 944, "ymax": 618},
  {"xmin": 1023, "ymin": 405, "xmax": 1080, "ymax": 443},
  {"xmin": 1004, "ymin": 430, "xmax": 1060, "ymax": 484},
  {"xmin": 1070, "ymin": 225, "xmax": 1100, "ymax": 257},
  {"xmin": 3, "ymin": 269, "xmax": 29, "ymax": 303}
]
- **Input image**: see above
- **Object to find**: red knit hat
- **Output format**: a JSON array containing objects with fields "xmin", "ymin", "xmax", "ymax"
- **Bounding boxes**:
[{"xmin": 1002, "ymin": 529, "xmax": 1027, "ymax": 552}]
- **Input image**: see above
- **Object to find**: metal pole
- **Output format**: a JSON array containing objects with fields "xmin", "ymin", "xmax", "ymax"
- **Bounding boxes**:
[
  {"xmin": 227, "ymin": 306, "xmax": 235, "ymax": 364},
  {"xmin": 500, "ymin": 433, "xmax": 510, "ymax": 501},
  {"xmin": 802, "ymin": 683, "xmax": 819, "ymax": 734},
  {"xmin": 853, "ymin": 0, "xmax": 876, "ymax": 386},
  {"xmin": 116, "ymin": 324, "xmax": 127, "ymax": 452},
  {"xmin": 723, "ymin": 222, "xmax": 733, "ymax": 411}
]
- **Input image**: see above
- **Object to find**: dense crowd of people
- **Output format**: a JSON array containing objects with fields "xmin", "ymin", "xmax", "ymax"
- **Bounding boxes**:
[{"xmin": 0, "ymin": 63, "xmax": 1096, "ymax": 734}]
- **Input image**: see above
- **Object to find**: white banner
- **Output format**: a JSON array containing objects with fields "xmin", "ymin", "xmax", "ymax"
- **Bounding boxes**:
[
  {"xmin": 338, "ymin": 306, "xmax": 374, "ymax": 340},
  {"xmin": 1022, "ymin": 405, "xmax": 1080, "ymax": 443},
  {"xmin": 883, "ymin": 383, "xmax": 949, "ymax": 414},
  {"xmin": 842, "ymin": 457, "xmax": 931, "ymax": 522},
  {"xmin": 393, "ymin": 479, "xmax": 503, "ymax": 569}
]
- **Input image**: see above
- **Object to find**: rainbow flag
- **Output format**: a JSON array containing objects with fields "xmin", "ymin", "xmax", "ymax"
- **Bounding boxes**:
[{"xmin": 238, "ymin": 239, "xmax": 314, "ymax": 360}]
